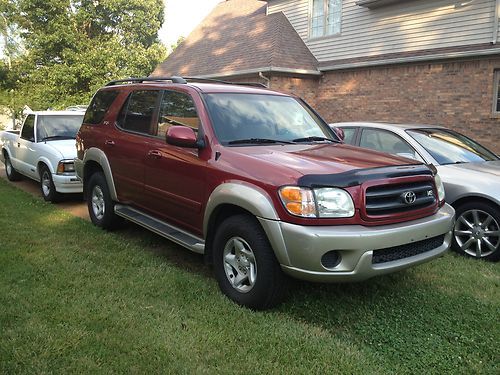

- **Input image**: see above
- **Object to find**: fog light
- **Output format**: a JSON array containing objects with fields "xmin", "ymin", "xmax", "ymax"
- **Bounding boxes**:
[{"xmin": 321, "ymin": 251, "xmax": 341, "ymax": 269}]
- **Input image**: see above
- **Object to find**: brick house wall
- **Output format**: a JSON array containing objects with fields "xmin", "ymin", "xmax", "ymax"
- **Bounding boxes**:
[{"xmin": 267, "ymin": 56, "xmax": 500, "ymax": 153}]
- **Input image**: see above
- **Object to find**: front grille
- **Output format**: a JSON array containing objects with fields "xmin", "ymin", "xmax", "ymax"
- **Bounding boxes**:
[
  {"xmin": 365, "ymin": 181, "xmax": 436, "ymax": 216},
  {"xmin": 372, "ymin": 234, "xmax": 445, "ymax": 264}
]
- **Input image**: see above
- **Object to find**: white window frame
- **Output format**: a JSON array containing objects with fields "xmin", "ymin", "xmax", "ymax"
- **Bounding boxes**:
[
  {"xmin": 309, "ymin": 0, "xmax": 342, "ymax": 40},
  {"xmin": 493, "ymin": 70, "xmax": 500, "ymax": 115}
]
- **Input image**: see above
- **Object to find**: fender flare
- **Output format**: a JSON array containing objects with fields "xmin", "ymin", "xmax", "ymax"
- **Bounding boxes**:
[
  {"xmin": 36, "ymin": 156, "xmax": 54, "ymax": 175},
  {"xmin": 82, "ymin": 147, "xmax": 118, "ymax": 201}
]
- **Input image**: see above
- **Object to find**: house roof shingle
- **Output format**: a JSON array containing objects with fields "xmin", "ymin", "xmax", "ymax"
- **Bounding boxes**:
[{"xmin": 151, "ymin": 0, "xmax": 319, "ymax": 78}]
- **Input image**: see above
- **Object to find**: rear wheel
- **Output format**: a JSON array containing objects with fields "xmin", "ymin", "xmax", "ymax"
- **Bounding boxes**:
[
  {"xmin": 87, "ymin": 171, "xmax": 121, "ymax": 229},
  {"xmin": 4, "ymin": 153, "xmax": 22, "ymax": 181},
  {"xmin": 452, "ymin": 201, "xmax": 500, "ymax": 262},
  {"xmin": 212, "ymin": 214, "xmax": 287, "ymax": 310},
  {"xmin": 40, "ymin": 165, "xmax": 61, "ymax": 203}
]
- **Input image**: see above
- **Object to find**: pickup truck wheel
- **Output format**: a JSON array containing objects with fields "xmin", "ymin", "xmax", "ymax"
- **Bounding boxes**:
[
  {"xmin": 87, "ymin": 172, "xmax": 120, "ymax": 229},
  {"xmin": 452, "ymin": 201, "xmax": 500, "ymax": 262},
  {"xmin": 4, "ymin": 154, "xmax": 22, "ymax": 181},
  {"xmin": 213, "ymin": 214, "xmax": 287, "ymax": 310},
  {"xmin": 40, "ymin": 166, "xmax": 61, "ymax": 203}
]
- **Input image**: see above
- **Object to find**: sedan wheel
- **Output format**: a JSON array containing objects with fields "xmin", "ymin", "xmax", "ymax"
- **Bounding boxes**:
[{"xmin": 454, "ymin": 209, "xmax": 500, "ymax": 259}]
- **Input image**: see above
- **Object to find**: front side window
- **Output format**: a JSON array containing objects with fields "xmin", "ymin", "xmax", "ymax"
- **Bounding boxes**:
[
  {"xmin": 360, "ymin": 128, "xmax": 420, "ymax": 160},
  {"xmin": 21, "ymin": 115, "xmax": 35, "ymax": 141},
  {"xmin": 157, "ymin": 90, "xmax": 200, "ymax": 138},
  {"xmin": 311, "ymin": 0, "xmax": 342, "ymax": 38},
  {"xmin": 407, "ymin": 128, "xmax": 498, "ymax": 165},
  {"xmin": 84, "ymin": 90, "xmax": 120, "ymax": 125},
  {"xmin": 204, "ymin": 93, "xmax": 335, "ymax": 145},
  {"xmin": 117, "ymin": 90, "xmax": 160, "ymax": 135},
  {"xmin": 493, "ymin": 70, "xmax": 500, "ymax": 115},
  {"xmin": 36, "ymin": 114, "xmax": 84, "ymax": 141}
]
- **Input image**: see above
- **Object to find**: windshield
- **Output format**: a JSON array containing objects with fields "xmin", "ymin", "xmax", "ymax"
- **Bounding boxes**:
[
  {"xmin": 36, "ymin": 114, "xmax": 84, "ymax": 141},
  {"xmin": 204, "ymin": 93, "xmax": 336, "ymax": 145},
  {"xmin": 406, "ymin": 128, "xmax": 498, "ymax": 165}
]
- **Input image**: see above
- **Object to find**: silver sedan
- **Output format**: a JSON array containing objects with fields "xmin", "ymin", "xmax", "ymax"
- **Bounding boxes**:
[{"xmin": 332, "ymin": 122, "xmax": 500, "ymax": 262}]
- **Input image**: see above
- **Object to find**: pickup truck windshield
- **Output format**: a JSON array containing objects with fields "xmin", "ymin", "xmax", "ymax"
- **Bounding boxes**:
[
  {"xmin": 406, "ymin": 128, "xmax": 498, "ymax": 165},
  {"xmin": 36, "ymin": 114, "xmax": 84, "ymax": 142},
  {"xmin": 204, "ymin": 93, "xmax": 336, "ymax": 145}
]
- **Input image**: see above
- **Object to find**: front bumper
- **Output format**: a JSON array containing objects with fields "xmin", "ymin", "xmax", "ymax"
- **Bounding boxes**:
[
  {"xmin": 52, "ymin": 173, "xmax": 83, "ymax": 194},
  {"xmin": 259, "ymin": 203, "xmax": 455, "ymax": 282}
]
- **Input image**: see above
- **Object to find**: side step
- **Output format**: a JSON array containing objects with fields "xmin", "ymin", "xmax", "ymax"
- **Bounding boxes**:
[{"xmin": 114, "ymin": 204, "xmax": 205, "ymax": 254}]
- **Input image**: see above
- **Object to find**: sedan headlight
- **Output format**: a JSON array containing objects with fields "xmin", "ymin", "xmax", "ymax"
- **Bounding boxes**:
[
  {"xmin": 279, "ymin": 186, "xmax": 354, "ymax": 218},
  {"xmin": 56, "ymin": 160, "xmax": 75, "ymax": 174},
  {"xmin": 434, "ymin": 173, "xmax": 445, "ymax": 202}
]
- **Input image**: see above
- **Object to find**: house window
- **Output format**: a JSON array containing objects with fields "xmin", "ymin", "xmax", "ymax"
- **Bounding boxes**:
[
  {"xmin": 311, "ymin": 0, "xmax": 342, "ymax": 38},
  {"xmin": 494, "ymin": 70, "xmax": 500, "ymax": 115}
]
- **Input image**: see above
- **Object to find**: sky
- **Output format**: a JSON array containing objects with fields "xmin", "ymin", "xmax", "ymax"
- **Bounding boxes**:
[{"xmin": 159, "ymin": 0, "xmax": 222, "ymax": 50}]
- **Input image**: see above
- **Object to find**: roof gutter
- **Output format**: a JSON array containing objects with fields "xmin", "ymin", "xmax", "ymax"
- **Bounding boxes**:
[
  {"xmin": 493, "ymin": 0, "xmax": 500, "ymax": 44},
  {"xmin": 194, "ymin": 66, "xmax": 321, "ymax": 79},
  {"xmin": 319, "ymin": 47, "xmax": 500, "ymax": 71}
]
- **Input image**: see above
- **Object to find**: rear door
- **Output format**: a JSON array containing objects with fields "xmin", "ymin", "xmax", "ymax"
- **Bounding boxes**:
[{"xmin": 143, "ymin": 89, "xmax": 207, "ymax": 235}]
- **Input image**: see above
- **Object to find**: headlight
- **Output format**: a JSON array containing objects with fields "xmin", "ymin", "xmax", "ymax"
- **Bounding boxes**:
[
  {"xmin": 279, "ymin": 186, "xmax": 354, "ymax": 218},
  {"xmin": 56, "ymin": 160, "xmax": 75, "ymax": 174},
  {"xmin": 434, "ymin": 173, "xmax": 445, "ymax": 202}
]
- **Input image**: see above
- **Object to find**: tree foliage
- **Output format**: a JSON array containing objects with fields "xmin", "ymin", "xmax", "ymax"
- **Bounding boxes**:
[{"xmin": 1, "ymin": 0, "xmax": 167, "ymax": 114}]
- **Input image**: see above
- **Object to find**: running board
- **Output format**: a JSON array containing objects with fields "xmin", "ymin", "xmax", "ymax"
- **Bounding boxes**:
[{"xmin": 114, "ymin": 204, "xmax": 205, "ymax": 254}]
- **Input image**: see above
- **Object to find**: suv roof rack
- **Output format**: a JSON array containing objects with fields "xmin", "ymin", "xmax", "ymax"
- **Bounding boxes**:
[{"xmin": 105, "ymin": 76, "xmax": 267, "ymax": 88}]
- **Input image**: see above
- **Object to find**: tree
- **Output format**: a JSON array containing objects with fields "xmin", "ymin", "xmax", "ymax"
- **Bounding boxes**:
[
  {"xmin": 1, "ymin": 0, "xmax": 167, "ymax": 111},
  {"xmin": 170, "ymin": 36, "xmax": 185, "ymax": 53}
]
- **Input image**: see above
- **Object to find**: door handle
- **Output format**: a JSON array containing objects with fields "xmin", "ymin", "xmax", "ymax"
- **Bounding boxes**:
[
  {"xmin": 17, "ymin": 142, "xmax": 20, "ymax": 147},
  {"xmin": 147, "ymin": 150, "xmax": 162, "ymax": 159},
  {"xmin": 105, "ymin": 140, "xmax": 115, "ymax": 146}
]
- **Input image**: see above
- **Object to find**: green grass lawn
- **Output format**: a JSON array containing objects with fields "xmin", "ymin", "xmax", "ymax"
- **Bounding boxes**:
[{"xmin": 0, "ymin": 178, "xmax": 498, "ymax": 374}]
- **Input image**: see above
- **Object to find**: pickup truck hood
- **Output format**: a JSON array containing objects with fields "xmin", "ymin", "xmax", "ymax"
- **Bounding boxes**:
[
  {"xmin": 44, "ymin": 139, "xmax": 77, "ymax": 159},
  {"xmin": 220, "ymin": 143, "xmax": 422, "ymax": 185}
]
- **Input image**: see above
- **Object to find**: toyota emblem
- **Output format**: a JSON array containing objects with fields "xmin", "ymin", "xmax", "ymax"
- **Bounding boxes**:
[{"xmin": 403, "ymin": 191, "xmax": 417, "ymax": 204}]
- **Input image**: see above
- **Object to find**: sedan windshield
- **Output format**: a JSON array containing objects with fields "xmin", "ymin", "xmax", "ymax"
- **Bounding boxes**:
[
  {"xmin": 407, "ymin": 128, "xmax": 498, "ymax": 165},
  {"xmin": 36, "ymin": 114, "xmax": 84, "ymax": 141},
  {"xmin": 204, "ymin": 93, "xmax": 336, "ymax": 145}
]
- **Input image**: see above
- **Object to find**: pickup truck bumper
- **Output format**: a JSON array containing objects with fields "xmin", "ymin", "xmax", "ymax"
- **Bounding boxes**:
[
  {"xmin": 259, "ymin": 203, "xmax": 455, "ymax": 282},
  {"xmin": 52, "ymin": 173, "xmax": 83, "ymax": 193}
]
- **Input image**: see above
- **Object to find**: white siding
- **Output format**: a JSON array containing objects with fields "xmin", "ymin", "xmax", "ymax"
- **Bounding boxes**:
[{"xmin": 267, "ymin": 0, "xmax": 497, "ymax": 63}]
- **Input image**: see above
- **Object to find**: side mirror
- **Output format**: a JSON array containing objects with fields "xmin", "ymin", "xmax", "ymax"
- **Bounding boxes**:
[
  {"xmin": 166, "ymin": 126, "xmax": 199, "ymax": 148},
  {"xmin": 332, "ymin": 127, "xmax": 345, "ymax": 142}
]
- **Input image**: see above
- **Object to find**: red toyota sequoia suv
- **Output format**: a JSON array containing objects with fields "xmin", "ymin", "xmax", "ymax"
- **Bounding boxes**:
[{"xmin": 75, "ymin": 77, "xmax": 455, "ymax": 309}]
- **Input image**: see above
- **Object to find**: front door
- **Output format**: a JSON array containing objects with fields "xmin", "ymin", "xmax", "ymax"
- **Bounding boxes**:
[
  {"xmin": 16, "ymin": 114, "xmax": 38, "ymax": 178},
  {"xmin": 143, "ymin": 90, "xmax": 207, "ymax": 236}
]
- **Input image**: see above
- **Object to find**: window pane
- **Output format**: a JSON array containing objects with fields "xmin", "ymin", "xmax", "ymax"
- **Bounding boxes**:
[
  {"xmin": 360, "ymin": 128, "xmax": 417, "ymax": 158},
  {"xmin": 118, "ymin": 90, "xmax": 159, "ymax": 134},
  {"xmin": 341, "ymin": 127, "xmax": 356, "ymax": 145},
  {"xmin": 83, "ymin": 90, "xmax": 119, "ymax": 125},
  {"xmin": 157, "ymin": 91, "xmax": 199, "ymax": 138},
  {"xmin": 21, "ymin": 115, "xmax": 35, "ymax": 141},
  {"xmin": 312, "ymin": 0, "xmax": 324, "ymax": 37},
  {"xmin": 36, "ymin": 115, "xmax": 84, "ymax": 141},
  {"xmin": 327, "ymin": 0, "xmax": 342, "ymax": 35}
]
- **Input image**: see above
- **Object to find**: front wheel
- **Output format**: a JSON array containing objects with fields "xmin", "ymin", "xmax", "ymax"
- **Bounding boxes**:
[
  {"xmin": 452, "ymin": 201, "xmax": 500, "ymax": 262},
  {"xmin": 87, "ymin": 172, "xmax": 121, "ymax": 230},
  {"xmin": 40, "ymin": 165, "xmax": 61, "ymax": 203},
  {"xmin": 212, "ymin": 214, "xmax": 287, "ymax": 310}
]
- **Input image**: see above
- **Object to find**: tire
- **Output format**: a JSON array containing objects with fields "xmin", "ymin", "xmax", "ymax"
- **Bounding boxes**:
[
  {"xmin": 212, "ymin": 214, "xmax": 287, "ymax": 310},
  {"xmin": 4, "ymin": 153, "xmax": 22, "ymax": 181},
  {"xmin": 452, "ymin": 201, "xmax": 500, "ymax": 262},
  {"xmin": 86, "ymin": 171, "xmax": 121, "ymax": 230},
  {"xmin": 39, "ymin": 165, "xmax": 61, "ymax": 203}
]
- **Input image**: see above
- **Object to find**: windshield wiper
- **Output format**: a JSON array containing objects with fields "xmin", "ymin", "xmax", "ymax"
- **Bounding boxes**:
[
  {"xmin": 291, "ymin": 136, "xmax": 338, "ymax": 143},
  {"xmin": 41, "ymin": 135, "xmax": 75, "ymax": 141},
  {"xmin": 228, "ymin": 138, "xmax": 295, "ymax": 145}
]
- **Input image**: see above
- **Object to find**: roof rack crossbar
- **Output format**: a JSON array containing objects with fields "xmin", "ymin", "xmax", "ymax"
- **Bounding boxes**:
[
  {"xmin": 106, "ymin": 76, "xmax": 187, "ymax": 86},
  {"xmin": 183, "ymin": 77, "xmax": 267, "ymax": 88}
]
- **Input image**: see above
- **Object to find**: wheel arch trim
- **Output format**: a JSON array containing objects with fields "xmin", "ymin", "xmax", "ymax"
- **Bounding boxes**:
[{"xmin": 82, "ymin": 148, "xmax": 118, "ymax": 201}]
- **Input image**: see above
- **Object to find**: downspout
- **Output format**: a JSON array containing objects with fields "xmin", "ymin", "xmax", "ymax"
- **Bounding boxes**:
[
  {"xmin": 493, "ymin": 0, "xmax": 500, "ymax": 44},
  {"xmin": 259, "ymin": 72, "xmax": 270, "ymax": 88}
]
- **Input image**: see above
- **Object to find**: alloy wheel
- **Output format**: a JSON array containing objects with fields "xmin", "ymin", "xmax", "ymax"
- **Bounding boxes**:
[
  {"xmin": 91, "ymin": 185, "xmax": 106, "ymax": 220},
  {"xmin": 223, "ymin": 236, "xmax": 257, "ymax": 293},
  {"xmin": 454, "ymin": 209, "xmax": 500, "ymax": 258},
  {"xmin": 41, "ymin": 171, "xmax": 51, "ymax": 196}
]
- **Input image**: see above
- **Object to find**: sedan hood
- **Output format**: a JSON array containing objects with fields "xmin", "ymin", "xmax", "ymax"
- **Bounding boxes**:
[{"xmin": 444, "ymin": 160, "xmax": 500, "ymax": 177}]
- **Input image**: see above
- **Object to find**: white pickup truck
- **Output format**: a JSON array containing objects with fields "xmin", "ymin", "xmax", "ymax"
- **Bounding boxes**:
[{"xmin": 0, "ymin": 110, "xmax": 84, "ymax": 202}]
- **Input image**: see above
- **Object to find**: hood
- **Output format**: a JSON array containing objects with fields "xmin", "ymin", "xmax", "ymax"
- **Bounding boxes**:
[
  {"xmin": 218, "ymin": 143, "xmax": 422, "ymax": 186},
  {"xmin": 442, "ymin": 160, "xmax": 500, "ymax": 177},
  {"xmin": 44, "ymin": 139, "xmax": 78, "ymax": 159}
]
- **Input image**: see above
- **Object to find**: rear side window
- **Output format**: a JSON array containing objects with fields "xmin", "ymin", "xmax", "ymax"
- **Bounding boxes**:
[
  {"xmin": 342, "ymin": 127, "xmax": 357, "ymax": 145},
  {"xmin": 117, "ymin": 90, "xmax": 160, "ymax": 135},
  {"xmin": 157, "ymin": 90, "xmax": 200, "ymax": 138},
  {"xmin": 83, "ymin": 90, "xmax": 119, "ymax": 125},
  {"xmin": 21, "ymin": 115, "xmax": 35, "ymax": 141}
]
